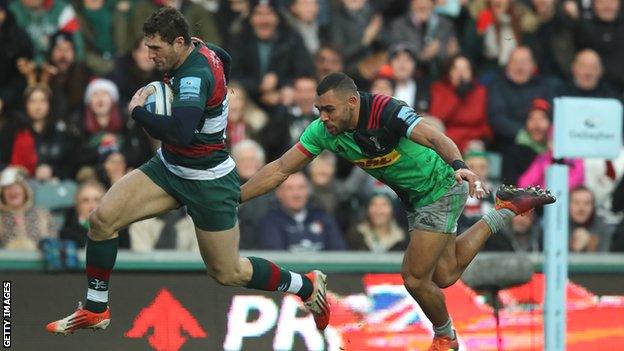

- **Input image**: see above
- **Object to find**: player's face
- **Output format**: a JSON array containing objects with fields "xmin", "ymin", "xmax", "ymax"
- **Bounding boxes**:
[
  {"xmin": 144, "ymin": 34, "xmax": 186, "ymax": 71},
  {"xmin": 316, "ymin": 90, "xmax": 354, "ymax": 135}
]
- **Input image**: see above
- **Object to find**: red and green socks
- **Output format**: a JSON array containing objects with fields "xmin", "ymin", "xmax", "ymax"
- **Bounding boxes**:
[
  {"xmin": 85, "ymin": 237, "xmax": 118, "ymax": 313},
  {"xmin": 245, "ymin": 257, "xmax": 313, "ymax": 300}
]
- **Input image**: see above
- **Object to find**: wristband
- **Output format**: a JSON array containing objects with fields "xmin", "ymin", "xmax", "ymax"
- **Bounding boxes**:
[{"xmin": 451, "ymin": 160, "xmax": 468, "ymax": 171}]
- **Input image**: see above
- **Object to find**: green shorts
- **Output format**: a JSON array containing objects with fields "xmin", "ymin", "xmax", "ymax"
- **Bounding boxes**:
[
  {"xmin": 139, "ymin": 156, "xmax": 240, "ymax": 231},
  {"xmin": 406, "ymin": 182, "xmax": 468, "ymax": 234}
]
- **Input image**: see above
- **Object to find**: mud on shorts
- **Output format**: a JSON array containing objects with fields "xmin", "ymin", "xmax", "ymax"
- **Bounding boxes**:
[
  {"xmin": 406, "ymin": 182, "xmax": 469, "ymax": 234},
  {"xmin": 139, "ymin": 156, "xmax": 240, "ymax": 231}
]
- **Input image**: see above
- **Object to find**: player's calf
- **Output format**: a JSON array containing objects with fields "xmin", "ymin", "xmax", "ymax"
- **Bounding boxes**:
[
  {"xmin": 208, "ymin": 263, "xmax": 250, "ymax": 287},
  {"xmin": 244, "ymin": 257, "xmax": 330, "ymax": 330}
]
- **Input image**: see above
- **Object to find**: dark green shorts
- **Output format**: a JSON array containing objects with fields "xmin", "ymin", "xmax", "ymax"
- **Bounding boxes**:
[{"xmin": 139, "ymin": 156, "xmax": 240, "ymax": 231}]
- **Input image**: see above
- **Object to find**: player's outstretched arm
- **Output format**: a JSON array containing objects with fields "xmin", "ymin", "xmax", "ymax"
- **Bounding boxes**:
[
  {"xmin": 409, "ymin": 121, "xmax": 488, "ymax": 197},
  {"xmin": 408, "ymin": 120, "xmax": 463, "ymax": 165},
  {"xmin": 240, "ymin": 144, "xmax": 313, "ymax": 203}
]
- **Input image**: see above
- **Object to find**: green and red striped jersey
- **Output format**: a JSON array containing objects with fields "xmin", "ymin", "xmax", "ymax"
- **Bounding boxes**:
[{"xmin": 158, "ymin": 39, "xmax": 234, "ymax": 180}]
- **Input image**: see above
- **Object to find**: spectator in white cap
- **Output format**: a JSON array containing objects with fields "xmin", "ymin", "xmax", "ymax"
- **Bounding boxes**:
[
  {"xmin": 0, "ymin": 166, "xmax": 57, "ymax": 250},
  {"xmin": 81, "ymin": 78, "xmax": 125, "ymax": 167}
]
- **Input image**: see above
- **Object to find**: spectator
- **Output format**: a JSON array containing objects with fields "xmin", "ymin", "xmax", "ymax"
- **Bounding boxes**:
[
  {"xmin": 611, "ymin": 175, "xmax": 624, "ymax": 251},
  {"xmin": 346, "ymin": 193, "xmax": 408, "ymax": 252},
  {"xmin": 113, "ymin": 0, "xmax": 221, "ymax": 56},
  {"xmin": 487, "ymin": 46, "xmax": 553, "ymax": 152},
  {"xmin": 283, "ymin": 0, "xmax": 329, "ymax": 55},
  {"xmin": 0, "ymin": 1, "xmax": 34, "ymax": 114},
  {"xmin": 483, "ymin": 211, "xmax": 542, "ymax": 251},
  {"xmin": 59, "ymin": 181, "xmax": 104, "ymax": 248},
  {"xmin": 9, "ymin": 0, "xmax": 84, "ymax": 65},
  {"xmin": 370, "ymin": 75, "xmax": 395, "ymax": 96},
  {"xmin": 429, "ymin": 55, "xmax": 491, "ymax": 152},
  {"xmin": 226, "ymin": 81, "xmax": 268, "ymax": 149},
  {"xmin": 233, "ymin": 139, "xmax": 266, "ymax": 184},
  {"xmin": 473, "ymin": 0, "xmax": 539, "ymax": 73},
  {"xmin": 45, "ymin": 31, "xmax": 91, "ymax": 127},
  {"xmin": 80, "ymin": 78, "xmax": 128, "ymax": 167},
  {"xmin": 569, "ymin": 186, "xmax": 614, "ymax": 252},
  {"xmin": 233, "ymin": 139, "xmax": 274, "ymax": 249},
  {"xmin": 0, "ymin": 84, "xmax": 79, "ymax": 179},
  {"xmin": 563, "ymin": 0, "xmax": 595, "ymax": 20},
  {"xmin": 518, "ymin": 129, "xmax": 584, "ymax": 190},
  {"xmin": 531, "ymin": 0, "xmax": 576, "ymax": 79},
  {"xmin": 330, "ymin": 0, "xmax": 382, "ymax": 67},
  {"xmin": 215, "ymin": 0, "xmax": 251, "ymax": 46},
  {"xmin": 315, "ymin": 44, "xmax": 344, "ymax": 81},
  {"xmin": 129, "ymin": 208, "xmax": 196, "ymax": 252},
  {"xmin": 387, "ymin": 0, "xmax": 458, "ymax": 78},
  {"xmin": 575, "ymin": 0, "xmax": 624, "ymax": 94},
  {"xmin": 388, "ymin": 43, "xmax": 430, "ymax": 112},
  {"xmin": 229, "ymin": 0, "xmax": 314, "ymax": 108},
  {"xmin": 308, "ymin": 151, "xmax": 339, "ymax": 215},
  {"xmin": 584, "ymin": 148, "xmax": 624, "ymax": 212},
  {"xmin": 458, "ymin": 150, "xmax": 495, "ymax": 233},
  {"xmin": 502, "ymin": 98, "xmax": 550, "ymax": 184},
  {"xmin": 107, "ymin": 38, "xmax": 160, "ymax": 111},
  {"xmin": 346, "ymin": 41, "xmax": 390, "ymax": 92},
  {"xmin": 558, "ymin": 49, "xmax": 621, "ymax": 98},
  {"xmin": 256, "ymin": 172, "xmax": 346, "ymax": 251},
  {"xmin": 96, "ymin": 150, "xmax": 127, "ymax": 189},
  {"xmin": 76, "ymin": 0, "xmax": 116, "ymax": 75},
  {"xmin": 262, "ymin": 76, "xmax": 318, "ymax": 161},
  {"xmin": 0, "ymin": 167, "xmax": 57, "ymax": 250}
]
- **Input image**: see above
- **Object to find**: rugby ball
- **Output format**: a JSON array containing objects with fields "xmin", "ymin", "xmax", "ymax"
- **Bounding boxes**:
[{"xmin": 144, "ymin": 81, "xmax": 173, "ymax": 116}]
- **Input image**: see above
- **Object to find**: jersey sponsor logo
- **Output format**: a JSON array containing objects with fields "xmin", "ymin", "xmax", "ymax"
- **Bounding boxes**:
[
  {"xmin": 180, "ymin": 76, "xmax": 201, "ymax": 101},
  {"xmin": 354, "ymin": 149, "xmax": 401, "ymax": 169}
]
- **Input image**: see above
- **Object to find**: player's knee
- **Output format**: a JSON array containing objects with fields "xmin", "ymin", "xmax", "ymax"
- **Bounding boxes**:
[
  {"xmin": 88, "ymin": 208, "xmax": 116, "ymax": 239},
  {"xmin": 402, "ymin": 272, "xmax": 428, "ymax": 293}
]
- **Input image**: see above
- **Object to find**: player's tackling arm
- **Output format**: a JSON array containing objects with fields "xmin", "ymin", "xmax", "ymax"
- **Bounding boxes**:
[
  {"xmin": 240, "ymin": 144, "xmax": 313, "ymax": 202},
  {"xmin": 408, "ymin": 120, "xmax": 463, "ymax": 166},
  {"xmin": 408, "ymin": 119, "xmax": 488, "ymax": 197}
]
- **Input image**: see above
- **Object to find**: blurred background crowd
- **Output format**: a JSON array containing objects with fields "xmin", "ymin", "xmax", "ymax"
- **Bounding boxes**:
[{"xmin": 1, "ymin": 0, "xmax": 623, "ymax": 256}]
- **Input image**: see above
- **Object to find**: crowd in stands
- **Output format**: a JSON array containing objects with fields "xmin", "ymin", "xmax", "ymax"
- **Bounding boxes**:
[{"xmin": 1, "ymin": 0, "xmax": 623, "ymax": 255}]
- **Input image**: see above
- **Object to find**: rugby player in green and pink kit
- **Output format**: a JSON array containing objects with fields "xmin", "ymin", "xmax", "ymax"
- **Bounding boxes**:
[
  {"xmin": 46, "ymin": 7, "xmax": 330, "ymax": 335},
  {"xmin": 240, "ymin": 72, "xmax": 555, "ymax": 351}
]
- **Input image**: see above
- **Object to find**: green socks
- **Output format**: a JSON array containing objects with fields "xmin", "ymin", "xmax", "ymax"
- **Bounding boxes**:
[
  {"xmin": 85, "ymin": 237, "xmax": 118, "ymax": 313},
  {"xmin": 246, "ymin": 257, "xmax": 314, "ymax": 300}
]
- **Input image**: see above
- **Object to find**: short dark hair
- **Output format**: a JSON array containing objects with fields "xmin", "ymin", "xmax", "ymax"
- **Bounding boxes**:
[
  {"xmin": 316, "ymin": 72, "xmax": 357, "ymax": 96},
  {"xmin": 143, "ymin": 7, "xmax": 191, "ymax": 45}
]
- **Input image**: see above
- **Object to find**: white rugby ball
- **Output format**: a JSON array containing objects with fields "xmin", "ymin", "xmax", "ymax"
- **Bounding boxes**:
[{"xmin": 144, "ymin": 81, "xmax": 173, "ymax": 116}]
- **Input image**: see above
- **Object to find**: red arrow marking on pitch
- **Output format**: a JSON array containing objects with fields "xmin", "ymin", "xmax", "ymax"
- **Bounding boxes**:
[{"xmin": 125, "ymin": 288, "xmax": 207, "ymax": 351}]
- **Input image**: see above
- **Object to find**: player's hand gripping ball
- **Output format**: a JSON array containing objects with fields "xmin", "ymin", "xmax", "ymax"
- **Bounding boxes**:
[{"xmin": 128, "ymin": 81, "xmax": 173, "ymax": 116}]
